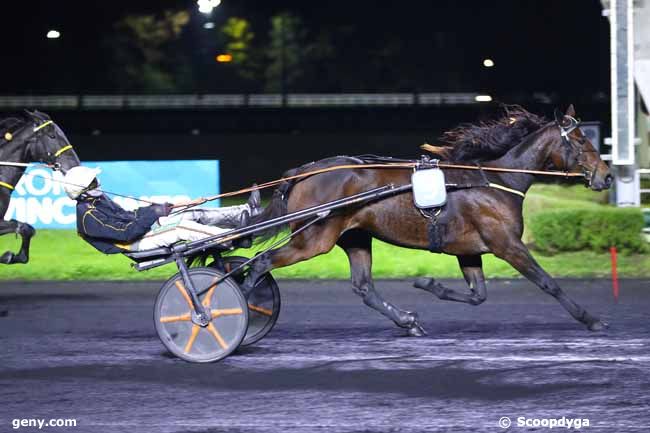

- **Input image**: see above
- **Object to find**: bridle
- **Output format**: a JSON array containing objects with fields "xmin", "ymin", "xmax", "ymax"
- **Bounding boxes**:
[
  {"xmin": 25, "ymin": 119, "xmax": 75, "ymax": 171},
  {"xmin": 557, "ymin": 115, "xmax": 599, "ymax": 187},
  {"xmin": 0, "ymin": 118, "xmax": 76, "ymax": 191}
]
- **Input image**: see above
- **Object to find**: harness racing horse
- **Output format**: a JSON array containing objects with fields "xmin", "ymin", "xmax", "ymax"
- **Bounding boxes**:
[
  {"xmin": 0, "ymin": 111, "xmax": 81, "ymax": 264},
  {"xmin": 242, "ymin": 105, "xmax": 613, "ymax": 335}
]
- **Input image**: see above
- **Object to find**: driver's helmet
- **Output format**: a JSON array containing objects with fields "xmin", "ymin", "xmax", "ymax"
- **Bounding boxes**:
[{"xmin": 63, "ymin": 166, "xmax": 102, "ymax": 199}]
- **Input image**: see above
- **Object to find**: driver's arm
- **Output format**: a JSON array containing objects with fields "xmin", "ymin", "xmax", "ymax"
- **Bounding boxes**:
[{"xmin": 79, "ymin": 205, "xmax": 166, "ymax": 242}]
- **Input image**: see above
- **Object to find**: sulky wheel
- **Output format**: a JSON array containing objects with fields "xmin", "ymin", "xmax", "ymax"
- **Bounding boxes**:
[
  {"xmin": 154, "ymin": 267, "xmax": 249, "ymax": 363},
  {"xmin": 216, "ymin": 256, "xmax": 281, "ymax": 347}
]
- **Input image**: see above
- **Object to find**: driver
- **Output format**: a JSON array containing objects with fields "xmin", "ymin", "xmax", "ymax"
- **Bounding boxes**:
[{"xmin": 63, "ymin": 166, "xmax": 261, "ymax": 253}]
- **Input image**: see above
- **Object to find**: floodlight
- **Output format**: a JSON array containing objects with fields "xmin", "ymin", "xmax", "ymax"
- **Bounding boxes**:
[{"xmin": 197, "ymin": 0, "xmax": 221, "ymax": 14}]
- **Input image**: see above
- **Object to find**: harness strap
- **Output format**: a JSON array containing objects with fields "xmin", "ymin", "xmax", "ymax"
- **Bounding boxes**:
[
  {"xmin": 477, "ymin": 164, "xmax": 525, "ymax": 198},
  {"xmin": 446, "ymin": 182, "xmax": 525, "ymax": 198},
  {"xmin": 33, "ymin": 120, "xmax": 53, "ymax": 132},
  {"xmin": 54, "ymin": 144, "xmax": 73, "ymax": 157},
  {"xmin": 0, "ymin": 181, "xmax": 14, "ymax": 190},
  {"xmin": 488, "ymin": 183, "xmax": 525, "ymax": 198}
]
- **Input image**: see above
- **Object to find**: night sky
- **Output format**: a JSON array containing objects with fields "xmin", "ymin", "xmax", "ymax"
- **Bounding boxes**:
[{"xmin": 0, "ymin": 0, "xmax": 610, "ymax": 98}]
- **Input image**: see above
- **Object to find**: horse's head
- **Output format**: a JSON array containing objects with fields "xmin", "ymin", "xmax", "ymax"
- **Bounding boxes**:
[
  {"xmin": 22, "ymin": 110, "xmax": 81, "ymax": 174},
  {"xmin": 547, "ymin": 105, "xmax": 612, "ymax": 191}
]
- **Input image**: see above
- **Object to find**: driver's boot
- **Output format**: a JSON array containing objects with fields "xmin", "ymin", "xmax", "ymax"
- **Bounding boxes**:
[
  {"xmin": 247, "ymin": 185, "xmax": 262, "ymax": 217},
  {"xmin": 233, "ymin": 210, "xmax": 253, "ymax": 248}
]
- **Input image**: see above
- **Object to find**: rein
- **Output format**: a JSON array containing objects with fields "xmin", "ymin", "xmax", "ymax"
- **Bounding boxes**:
[{"xmin": 171, "ymin": 160, "xmax": 587, "ymax": 213}]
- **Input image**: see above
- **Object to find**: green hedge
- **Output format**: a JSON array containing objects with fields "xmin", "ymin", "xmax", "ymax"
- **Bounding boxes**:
[{"xmin": 529, "ymin": 208, "xmax": 647, "ymax": 254}]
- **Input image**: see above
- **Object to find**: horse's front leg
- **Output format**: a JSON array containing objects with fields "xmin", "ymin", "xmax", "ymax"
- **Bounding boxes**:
[
  {"xmin": 414, "ymin": 255, "xmax": 487, "ymax": 305},
  {"xmin": 0, "ymin": 220, "xmax": 36, "ymax": 264},
  {"xmin": 493, "ymin": 238, "xmax": 607, "ymax": 331}
]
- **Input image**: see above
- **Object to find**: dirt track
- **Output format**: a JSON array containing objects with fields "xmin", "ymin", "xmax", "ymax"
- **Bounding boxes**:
[{"xmin": 0, "ymin": 278, "xmax": 649, "ymax": 432}]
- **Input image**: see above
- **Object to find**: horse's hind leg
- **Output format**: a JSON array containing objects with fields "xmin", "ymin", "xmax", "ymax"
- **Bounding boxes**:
[
  {"xmin": 414, "ymin": 255, "xmax": 487, "ymax": 305},
  {"xmin": 0, "ymin": 220, "xmax": 35, "ymax": 264},
  {"xmin": 338, "ymin": 230, "xmax": 426, "ymax": 337},
  {"xmin": 241, "ymin": 221, "xmax": 342, "ymax": 295}
]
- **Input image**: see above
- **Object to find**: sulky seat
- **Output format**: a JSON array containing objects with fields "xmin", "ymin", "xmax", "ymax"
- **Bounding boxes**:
[{"xmin": 123, "ymin": 247, "xmax": 171, "ymax": 262}]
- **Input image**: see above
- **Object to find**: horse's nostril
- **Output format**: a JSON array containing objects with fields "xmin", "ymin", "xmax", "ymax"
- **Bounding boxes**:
[{"xmin": 604, "ymin": 174, "xmax": 613, "ymax": 188}]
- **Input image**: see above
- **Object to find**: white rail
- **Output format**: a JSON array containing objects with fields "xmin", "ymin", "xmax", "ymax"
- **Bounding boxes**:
[{"xmin": 0, "ymin": 93, "xmax": 489, "ymax": 110}]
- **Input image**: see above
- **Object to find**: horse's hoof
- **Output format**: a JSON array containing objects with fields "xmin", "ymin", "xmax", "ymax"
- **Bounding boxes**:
[
  {"xmin": 401, "ymin": 311, "xmax": 427, "ymax": 337},
  {"xmin": 413, "ymin": 277, "xmax": 433, "ymax": 289},
  {"xmin": 0, "ymin": 251, "xmax": 15, "ymax": 264},
  {"xmin": 588, "ymin": 320, "xmax": 609, "ymax": 332},
  {"xmin": 407, "ymin": 322, "xmax": 427, "ymax": 337}
]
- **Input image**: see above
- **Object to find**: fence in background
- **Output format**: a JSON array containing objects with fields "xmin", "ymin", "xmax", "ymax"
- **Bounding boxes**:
[{"xmin": 0, "ymin": 93, "xmax": 487, "ymax": 110}]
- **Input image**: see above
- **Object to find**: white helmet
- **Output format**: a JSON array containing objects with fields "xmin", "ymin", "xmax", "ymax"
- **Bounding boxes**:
[{"xmin": 63, "ymin": 166, "xmax": 102, "ymax": 199}]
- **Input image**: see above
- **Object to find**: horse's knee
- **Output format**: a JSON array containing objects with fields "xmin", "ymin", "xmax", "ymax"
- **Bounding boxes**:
[{"xmin": 16, "ymin": 222, "xmax": 35, "ymax": 238}]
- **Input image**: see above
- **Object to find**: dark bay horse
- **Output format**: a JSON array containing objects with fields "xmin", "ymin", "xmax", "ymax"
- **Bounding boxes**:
[
  {"xmin": 0, "ymin": 110, "xmax": 81, "ymax": 264},
  {"xmin": 242, "ymin": 105, "xmax": 613, "ymax": 335}
]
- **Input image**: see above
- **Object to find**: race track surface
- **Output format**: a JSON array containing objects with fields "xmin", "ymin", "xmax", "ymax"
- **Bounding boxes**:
[{"xmin": 0, "ymin": 278, "xmax": 649, "ymax": 432}]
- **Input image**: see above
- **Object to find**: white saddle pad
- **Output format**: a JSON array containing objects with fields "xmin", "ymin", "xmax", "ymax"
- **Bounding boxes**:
[{"xmin": 412, "ymin": 168, "xmax": 447, "ymax": 208}]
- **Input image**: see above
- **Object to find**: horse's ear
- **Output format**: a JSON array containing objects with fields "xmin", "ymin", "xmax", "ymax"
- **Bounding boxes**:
[
  {"xmin": 565, "ymin": 104, "xmax": 576, "ymax": 117},
  {"xmin": 23, "ymin": 109, "xmax": 38, "ymax": 122},
  {"xmin": 34, "ymin": 109, "xmax": 50, "ymax": 120},
  {"xmin": 553, "ymin": 108, "xmax": 563, "ymax": 124}
]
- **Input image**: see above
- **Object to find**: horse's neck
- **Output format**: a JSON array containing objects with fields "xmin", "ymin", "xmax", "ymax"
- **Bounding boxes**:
[
  {"xmin": 0, "ymin": 140, "xmax": 29, "ymax": 193},
  {"xmin": 488, "ymin": 127, "xmax": 554, "ymax": 193}
]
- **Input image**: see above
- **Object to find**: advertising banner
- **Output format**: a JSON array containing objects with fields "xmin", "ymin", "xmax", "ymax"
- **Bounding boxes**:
[{"xmin": 4, "ymin": 160, "xmax": 220, "ymax": 229}]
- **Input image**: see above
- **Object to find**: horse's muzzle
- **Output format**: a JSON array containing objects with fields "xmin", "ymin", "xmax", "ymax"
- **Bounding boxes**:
[{"xmin": 590, "ymin": 173, "xmax": 613, "ymax": 191}]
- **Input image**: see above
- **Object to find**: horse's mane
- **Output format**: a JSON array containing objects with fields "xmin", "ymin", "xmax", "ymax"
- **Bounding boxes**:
[
  {"xmin": 0, "ymin": 116, "xmax": 27, "ymax": 135},
  {"xmin": 430, "ymin": 106, "xmax": 547, "ymax": 162}
]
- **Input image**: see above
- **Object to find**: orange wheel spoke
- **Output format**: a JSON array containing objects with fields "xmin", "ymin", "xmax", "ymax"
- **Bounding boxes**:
[
  {"xmin": 207, "ymin": 323, "xmax": 228, "ymax": 350},
  {"xmin": 184, "ymin": 325, "xmax": 200, "ymax": 353},
  {"xmin": 201, "ymin": 277, "xmax": 220, "ymax": 307},
  {"xmin": 175, "ymin": 280, "xmax": 194, "ymax": 308},
  {"xmin": 248, "ymin": 304, "xmax": 273, "ymax": 316},
  {"xmin": 211, "ymin": 308, "xmax": 243, "ymax": 318},
  {"xmin": 160, "ymin": 313, "xmax": 191, "ymax": 323}
]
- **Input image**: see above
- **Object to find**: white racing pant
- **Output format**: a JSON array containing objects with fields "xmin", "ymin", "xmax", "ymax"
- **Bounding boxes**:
[{"xmin": 128, "ymin": 205, "xmax": 250, "ymax": 251}]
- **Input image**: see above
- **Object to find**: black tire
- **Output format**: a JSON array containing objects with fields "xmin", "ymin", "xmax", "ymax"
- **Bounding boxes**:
[
  {"xmin": 154, "ymin": 267, "xmax": 249, "ymax": 363},
  {"xmin": 217, "ymin": 256, "xmax": 281, "ymax": 346}
]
